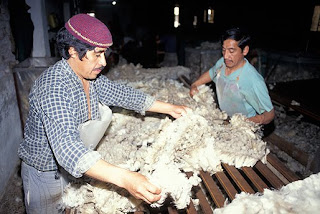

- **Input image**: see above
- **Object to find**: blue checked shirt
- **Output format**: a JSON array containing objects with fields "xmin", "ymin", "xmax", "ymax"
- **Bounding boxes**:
[{"xmin": 18, "ymin": 58, "xmax": 155, "ymax": 178}]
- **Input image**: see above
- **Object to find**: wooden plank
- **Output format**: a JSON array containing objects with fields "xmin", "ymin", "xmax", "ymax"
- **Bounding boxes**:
[
  {"xmin": 241, "ymin": 166, "xmax": 269, "ymax": 192},
  {"xmin": 168, "ymin": 206, "xmax": 179, "ymax": 214},
  {"xmin": 194, "ymin": 186, "xmax": 213, "ymax": 214},
  {"xmin": 186, "ymin": 172, "xmax": 213, "ymax": 214},
  {"xmin": 254, "ymin": 161, "xmax": 284, "ymax": 189},
  {"xmin": 200, "ymin": 171, "xmax": 226, "ymax": 208},
  {"xmin": 186, "ymin": 200, "xmax": 198, "ymax": 214},
  {"xmin": 269, "ymin": 90, "xmax": 320, "ymax": 122},
  {"xmin": 267, "ymin": 153, "xmax": 300, "ymax": 182},
  {"xmin": 215, "ymin": 171, "xmax": 238, "ymax": 200},
  {"xmin": 263, "ymin": 133, "xmax": 309, "ymax": 167},
  {"xmin": 222, "ymin": 164, "xmax": 255, "ymax": 194}
]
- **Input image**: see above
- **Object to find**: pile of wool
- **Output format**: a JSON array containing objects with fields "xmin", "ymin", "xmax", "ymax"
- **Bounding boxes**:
[
  {"xmin": 213, "ymin": 172, "xmax": 320, "ymax": 214},
  {"xmin": 63, "ymin": 180, "xmax": 143, "ymax": 213},
  {"xmin": 63, "ymin": 65, "xmax": 269, "ymax": 213},
  {"xmin": 106, "ymin": 63, "xmax": 191, "ymax": 83}
]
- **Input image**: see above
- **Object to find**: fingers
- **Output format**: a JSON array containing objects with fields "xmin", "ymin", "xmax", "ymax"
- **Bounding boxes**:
[
  {"xmin": 189, "ymin": 85, "xmax": 199, "ymax": 97},
  {"xmin": 125, "ymin": 172, "xmax": 162, "ymax": 204},
  {"xmin": 146, "ymin": 181, "xmax": 161, "ymax": 195},
  {"xmin": 137, "ymin": 184, "xmax": 162, "ymax": 204}
]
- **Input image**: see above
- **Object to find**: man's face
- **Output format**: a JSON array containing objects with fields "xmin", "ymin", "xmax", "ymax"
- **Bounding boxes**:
[
  {"xmin": 222, "ymin": 39, "xmax": 247, "ymax": 69},
  {"xmin": 71, "ymin": 47, "xmax": 107, "ymax": 80}
]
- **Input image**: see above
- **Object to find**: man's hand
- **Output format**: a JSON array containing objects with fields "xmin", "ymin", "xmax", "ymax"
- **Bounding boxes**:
[
  {"xmin": 168, "ymin": 105, "xmax": 190, "ymax": 119},
  {"xmin": 189, "ymin": 84, "xmax": 199, "ymax": 97},
  {"xmin": 248, "ymin": 109, "xmax": 275, "ymax": 124},
  {"xmin": 85, "ymin": 160, "xmax": 161, "ymax": 204},
  {"xmin": 147, "ymin": 101, "xmax": 191, "ymax": 119},
  {"xmin": 122, "ymin": 171, "xmax": 161, "ymax": 204}
]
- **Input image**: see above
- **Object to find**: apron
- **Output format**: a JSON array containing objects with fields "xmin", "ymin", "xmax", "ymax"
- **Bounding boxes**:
[
  {"xmin": 78, "ymin": 103, "xmax": 112, "ymax": 150},
  {"xmin": 216, "ymin": 64, "xmax": 249, "ymax": 117}
]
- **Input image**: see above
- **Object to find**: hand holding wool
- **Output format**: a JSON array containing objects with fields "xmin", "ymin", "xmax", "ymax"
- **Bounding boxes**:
[{"xmin": 122, "ymin": 171, "xmax": 162, "ymax": 204}]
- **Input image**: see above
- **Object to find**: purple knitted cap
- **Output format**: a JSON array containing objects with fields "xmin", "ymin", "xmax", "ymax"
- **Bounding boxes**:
[{"xmin": 65, "ymin": 14, "xmax": 113, "ymax": 48}]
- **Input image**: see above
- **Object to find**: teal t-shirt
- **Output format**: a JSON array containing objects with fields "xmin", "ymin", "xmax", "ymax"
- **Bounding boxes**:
[{"xmin": 209, "ymin": 57, "xmax": 273, "ymax": 117}]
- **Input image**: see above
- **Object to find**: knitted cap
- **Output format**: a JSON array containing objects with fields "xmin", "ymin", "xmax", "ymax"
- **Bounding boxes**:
[{"xmin": 65, "ymin": 14, "xmax": 113, "ymax": 48}]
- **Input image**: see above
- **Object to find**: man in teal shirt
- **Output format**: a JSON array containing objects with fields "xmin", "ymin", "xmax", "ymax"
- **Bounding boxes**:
[{"xmin": 190, "ymin": 27, "xmax": 274, "ymax": 125}]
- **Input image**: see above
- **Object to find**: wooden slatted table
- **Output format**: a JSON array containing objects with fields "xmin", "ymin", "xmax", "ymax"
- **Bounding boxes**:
[
  {"xmin": 133, "ymin": 153, "xmax": 301, "ymax": 214},
  {"xmin": 67, "ymin": 153, "xmax": 301, "ymax": 214}
]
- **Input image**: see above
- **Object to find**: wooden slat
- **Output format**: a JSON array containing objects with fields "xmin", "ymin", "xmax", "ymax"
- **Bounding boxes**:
[
  {"xmin": 269, "ymin": 90, "xmax": 320, "ymax": 122},
  {"xmin": 241, "ymin": 166, "xmax": 269, "ymax": 192},
  {"xmin": 168, "ymin": 206, "xmax": 179, "ymax": 214},
  {"xmin": 222, "ymin": 164, "xmax": 255, "ymax": 194},
  {"xmin": 254, "ymin": 161, "xmax": 284, "ymax": 189},
  {"xmin": 186, "ymin": 200, "xmax": 198, "ymax": 214},
  {"xmin": 264, "ymin": 133, "xmax": 309, "ymax": 167},
  {"xmin": 200, "ymin": 171, "xmax": 226, "ymax": 208},
  {"xmin": 194, "ymin": 187, "xmax": 213, "ymax": 214},
  {"xmin": 186, "ymin": 172, "xmax": 213, "ymax": 214},
  {"xmin": 267, "ymin": 153, "xmax": 300, "ymax": 182},
  {"xmin": 215, "ymin": 171, "xmax": 238, "ymax": 200}
]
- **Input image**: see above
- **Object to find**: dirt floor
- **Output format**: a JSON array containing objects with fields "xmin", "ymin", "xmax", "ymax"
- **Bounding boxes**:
[{"xmin": 0, "ymin": 162, "xmax": 25, "ymax": 214}]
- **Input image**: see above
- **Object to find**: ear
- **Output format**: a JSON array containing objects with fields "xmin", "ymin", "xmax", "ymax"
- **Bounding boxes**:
[
  {"xmin": 243, "ymin": 45, "xmax": 249, "ymax": 56},
  {"xmin": 68, "ymin": 47, "xmax": 77, "ymax": 58}
]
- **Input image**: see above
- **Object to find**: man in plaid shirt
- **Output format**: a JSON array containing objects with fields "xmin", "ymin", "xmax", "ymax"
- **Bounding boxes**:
[{"xmin": 18, "ymin": 13, "xmax": 189, "ymax": 213}]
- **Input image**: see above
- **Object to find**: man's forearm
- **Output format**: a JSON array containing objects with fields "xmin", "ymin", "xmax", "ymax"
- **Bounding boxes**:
[
  {"xmin": 85, "ymin": 159, "xmax": 128, "ymax": 188},
  {"xmin": 248, "ymin": 109, "xmax": 275, "ymax": 124},
  {"xmin": 190, "ymin": 71, "xmax": 212, "ymax": 96},
  {"xmin": 84, "ymin": 159, "xmax": 162, "ymax": 203},
  {"xmin": 191, "ymin": 71, "xmax": 212, "ymax": 87},
  {"xmin": 147, "ymin": 100, "xmax": 189, "ymax": 119}
]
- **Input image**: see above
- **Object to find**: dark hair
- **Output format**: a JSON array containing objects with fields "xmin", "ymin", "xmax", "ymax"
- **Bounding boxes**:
[
  {"xmin": 56, "ymin": 27, "xmax": 95, "ymax": 60},
  {"xmin": 221, "ymin": 27, "xmax": 251, "ymax": 51}
]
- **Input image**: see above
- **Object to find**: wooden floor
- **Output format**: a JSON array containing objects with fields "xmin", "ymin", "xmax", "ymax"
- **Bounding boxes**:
[{"xmin": 133, "ymin": 153, "xmax": 301, "ymax": 214}]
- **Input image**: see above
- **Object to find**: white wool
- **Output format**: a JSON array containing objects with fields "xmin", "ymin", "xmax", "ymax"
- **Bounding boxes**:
[
  {"xmin": 148, "ymin": 162, "xmax": 201, "ymax": 209},
  {"xmin": 214, "ymin": 172, "xmax": 320, "ymax": 214},
  {"xmin": 62, "ymin": 183, "xmax": 87, "ymax": 208},
  {"xmin": 63, "ymin": 181, "xmax": 143, "ymax": 213},
  {"xmin": 63, "ymin": 65, "xmax": 271, "ymax": 212}
]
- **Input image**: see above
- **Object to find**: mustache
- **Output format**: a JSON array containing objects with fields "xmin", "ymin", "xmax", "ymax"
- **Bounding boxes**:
[{"xmin": 94, "ymin": 66, "xmax": 105, "ymax": 71}]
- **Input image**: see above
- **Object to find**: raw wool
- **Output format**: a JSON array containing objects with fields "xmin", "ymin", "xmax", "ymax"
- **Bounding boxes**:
[
  {"xmin": 213, "ymin": 172, "xmax": 320, "ymax": 214},
  {"xmin": 63, "ymin": 65, "xmax": 270, "ymax": 212},
  {"xmin": 147, "ymin": 162, "xmax": 201, "ymax": 209},
  {"xmin": 106, "ymin": 63, "xmax": 192, "ymax": 83},
  {"xmin": 213, "ymin": 114, "xmax": 269, "ymax": 168},
  {"xmin": 63, "ymin": 182, "xmax": 143, "ymax": 214},
  {"xmin": 270, "ymin": 104, "xmax": 320, "ymax": 177}
]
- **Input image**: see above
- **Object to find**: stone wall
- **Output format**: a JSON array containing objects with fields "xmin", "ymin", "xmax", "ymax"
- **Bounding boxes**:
[
  {"xmin": 0, "ymin": 2, "xmax": 23, "ymax": 197},
  {"xmin": 185, "ymin": 42, "xmax": 221, "ymax": 83}
]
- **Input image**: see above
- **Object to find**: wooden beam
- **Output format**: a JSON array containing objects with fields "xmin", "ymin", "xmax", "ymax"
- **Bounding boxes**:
[
  {"xmin": 263, "ymin": 133, "xmax": 309, "ymax": 167},
  {"xmin": 186, "ymin": 200, "xmax": 198, "ymax": 214},
  {"xmin": 215, "ymin": 171, "xmax": 238, "ymax": 200},
  {"xmin": 269, "ymin": 91, "xmax": 320, "ymax": 122},
  {"xmin": 267, "ymin": 153, "xmax": 301, "ymax": 182},
  {"xmin": 186, "ymin": 172, "xmax": 213, "ymax": 214},
  {"xmin": 222, "ymin": 164, "xmax": 255, "ymax": 194},
  {"xmin": 241, "ymin": 166, "xmax": 269, "ymax": 192},
  {"xmin": 194, "ymin": 186, "xmax": 213, "ymax": 214},
  {"xmin": 254, "ymin": 161, "xmax": 284, "ymax": 189},
  {"xmin": 200, "ymin": 171, "xmax": 226, "ymax": 208},
  {"xmin": 168, "ymin": 206, "xmax": 179, "ymax": 214}
]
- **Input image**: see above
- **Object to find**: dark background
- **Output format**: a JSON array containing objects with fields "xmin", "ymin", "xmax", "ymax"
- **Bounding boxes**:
[{"xmin": 78, "ymin": 0, "xmax": 320, "ymax": 54}]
